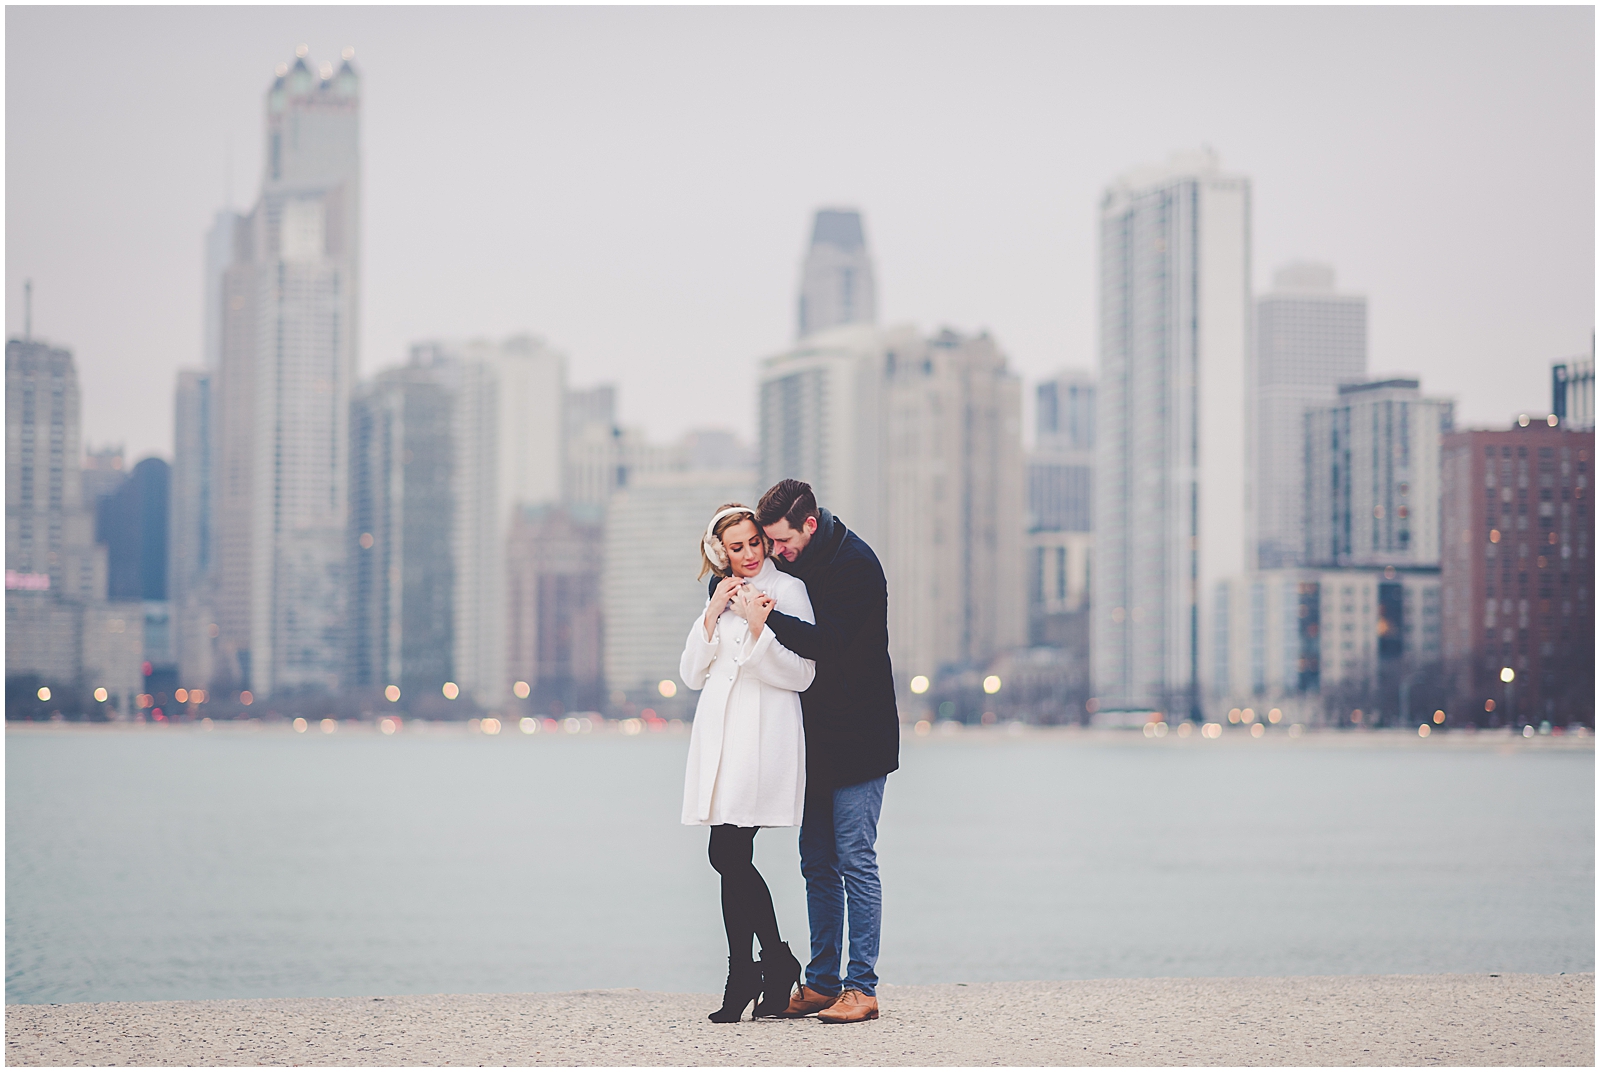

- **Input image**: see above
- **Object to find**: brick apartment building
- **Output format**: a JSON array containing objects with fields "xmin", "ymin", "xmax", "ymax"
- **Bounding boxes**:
[{"xmin": 1440, "ymin": 416, "xmax": 1594, "ymax": 726}]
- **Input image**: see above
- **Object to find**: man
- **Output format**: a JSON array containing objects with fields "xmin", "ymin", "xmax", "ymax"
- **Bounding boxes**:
[{"xmin": 755, "ymin": 478, "xmax": 898, "ymax": 1024}]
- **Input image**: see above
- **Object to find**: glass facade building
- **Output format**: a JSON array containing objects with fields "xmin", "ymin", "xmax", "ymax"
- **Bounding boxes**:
[
  {"xmin": 1092, "ymin": 150, "xmax": 1252, "ymax": 719},
  {"xmin": 1253, "ymin": 263, "xmax": 1367, "ymax": 568}
]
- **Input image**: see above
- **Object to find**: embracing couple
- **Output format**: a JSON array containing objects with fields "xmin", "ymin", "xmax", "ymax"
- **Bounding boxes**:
[{"xmin": 678, "ymin": 479, "xmax": 899, "ymax": 1024}]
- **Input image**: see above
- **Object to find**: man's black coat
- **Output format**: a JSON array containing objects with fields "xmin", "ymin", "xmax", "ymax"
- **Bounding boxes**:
[{"xmin": 753, "ymin": 509, "xmax": 899, "ymax": 791}]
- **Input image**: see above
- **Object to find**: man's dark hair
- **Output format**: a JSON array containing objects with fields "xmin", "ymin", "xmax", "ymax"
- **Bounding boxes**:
[{"xmin": 756, "ymin": 479, "xmax": 818, "ymax": 531}]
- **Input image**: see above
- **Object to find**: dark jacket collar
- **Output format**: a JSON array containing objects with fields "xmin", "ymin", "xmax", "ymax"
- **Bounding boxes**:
[{"xmin": 777, "ymin": 508, "xmax": 845, "ymax": 582}]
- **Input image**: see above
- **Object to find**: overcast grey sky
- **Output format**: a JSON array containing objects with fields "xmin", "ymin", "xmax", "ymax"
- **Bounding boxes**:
[{"xmin": 6, "ymin": 6, "xmax": 1593, "ymax": 463}]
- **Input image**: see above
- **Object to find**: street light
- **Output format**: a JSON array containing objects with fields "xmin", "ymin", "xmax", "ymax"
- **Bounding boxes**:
[{"xmin": 1500, "ymin": 667, "xmax": 1516, "ymax": 728}]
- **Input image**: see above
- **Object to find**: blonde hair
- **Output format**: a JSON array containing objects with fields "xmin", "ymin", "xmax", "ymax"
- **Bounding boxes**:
[{"xmin": 697, "ymin": 503, "xmax": 768, "ymax": 580}]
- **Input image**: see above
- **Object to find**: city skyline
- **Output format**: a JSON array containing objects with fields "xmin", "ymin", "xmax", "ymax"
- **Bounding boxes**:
[{"xmin": 6, "ymin": 7, "xmax": 1593, "ymax": 464}]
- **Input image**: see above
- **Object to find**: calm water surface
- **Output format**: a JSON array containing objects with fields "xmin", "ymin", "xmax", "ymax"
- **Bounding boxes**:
[{"xmin": 6, "ymin": 725, "xmax": 1593, "ymax": 1003}]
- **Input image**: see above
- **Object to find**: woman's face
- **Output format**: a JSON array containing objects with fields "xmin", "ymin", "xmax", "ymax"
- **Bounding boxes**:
[{"xmin": 721, "ymin": 518, "xmax": 766, "ymax": 578}]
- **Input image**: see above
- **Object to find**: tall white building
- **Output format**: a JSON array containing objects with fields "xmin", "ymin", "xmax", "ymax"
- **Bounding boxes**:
[
  {"xmin": 1253, "ymin": 262, "xmax": 1367, "ymax": 568},
  {"xmin": 1093, "ymin": 148, "xmax": 1252, "ymax": 719},
  {"xmin": 1304, "ymin": 379, "xmax": 1453, "ymax": 568},
  {"xmin": 202, "ymin": 211, "xmax": 241, "ymax": 372},
  {"xmin": 479, "ymin": 335, "xmax": 565, "ymax": 513},
  {"xmin": 236, "ymin": 50, "xmax": 362, "ymax": 695},
  {"xmin": 169, "ymin": 369, "xmax": 215, "ymax": 689},
  {"xmin": 566, "ymin": 385, "xmax": 621, "ymax": 508},
  {"xmin": 209, "ymin": 207, "xmax": 255, "ymax": 692},
  {"xmin": 882, "ymin": 329, "xmax": 1025, "ymax": 685},
  {"xmin": 758, "ymin": 322, "xmax": 1027, "ymax": 690},
  {"xmin": 758, "ymin": 322, "xmax": 896, "ymax": 547},
  {"xmin": 602, "ymin": 466, "xmax": 756, "ymax": 707},
  {"xmin": 797, "ymin": 208, "xmax": 877, "ymax": 339},
  {"xmin": 6, "ymin": 338, "xmax": 144, "ymax": 713}
]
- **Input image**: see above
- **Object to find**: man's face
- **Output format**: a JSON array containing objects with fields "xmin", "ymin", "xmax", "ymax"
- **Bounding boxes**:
[{"xmin": 763, "ymin": 515, "xmax": 818, "ymax": 562}]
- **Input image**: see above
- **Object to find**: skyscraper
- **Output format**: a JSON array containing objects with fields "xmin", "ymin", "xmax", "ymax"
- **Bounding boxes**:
[
  {"xmin": 7, "ymin": 339, "xmax": 100, "ymax": 603},
  {"xmin": 602, "ymin": 467, "xmax": 756, "ymax": 710},
  {"xmin": 565, "ymin": 385, "xmax": 621, "ymax": 508},
  {"xmin": 758, "ymin": 321, "xmax": 1027, "ymax": 694},
  {"xmin": 443, "ymin": 347, "xmax": 509, "ymax": 708},
  {"xmin": 210, "ymin": 209, "xmax": 257, "ymax": 692},
  {"xmin": 1304, "ymin": 379, "xmax": 1453, "ymax": 568},
  {"xmin": 1253, "ymin": 262, "xmax": 1368, "ymax": 568},
  {"xmin": 347, "ymin": 367, "xmax": 455, "ymax": 702},
  {"xmin": 366, "ymin": 336, "xmax": 566, "ymax": 710},
  {"xmin": 202, "ymin": 211, "xmax": 242, "ymax": 371},
  {"xmin": 1028, "ymin": 371, "xmax": 1094, "ymax": 648},
  {"xmin": 463, "ymin": 334, "xmax": 564, "ymax": 706},
  {"xmin": 94, "ymin": 456, "xmax": 174, "ymax": 695},
  {"xmin": 170, "ymin": 369, "xmax": 214, "ymax": 689},
  {"xmin": 199, "ymin": 49, "xmax": 361, "ymax": 697},
  {"xmin": 95, "ymin": 457, "xmax": 169, "ymax": 603},
  {"xmin": 882, "ymin": 329, "xmax": 1025, "ymax": 685},
  {"xmin": 758, "ymin": 322, "xmax": 895, "ymax": 547},
  {"xmin": 477, "ymin": 335, "xmax": 565, "ymax": 513},
  {"xmin": 797, "ymin": 208, "xmax": 877, "ymax": 339},
  {"xmin": 6, "ymin": 337, "xmax": 143, "ymax": 714},
  {"xmin": 1093, "ymin": 148, "xmax": 1252, "ymax": 719},
  {"xmin": 506, "ymin": 504, "xmax": 604, "ymax": 713},
  {"xmin": 179, "ymin": 212, "xmax": 236, "ymax": 690}
]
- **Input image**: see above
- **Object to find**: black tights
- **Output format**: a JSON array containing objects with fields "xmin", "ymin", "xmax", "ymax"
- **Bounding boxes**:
[{"xmin": 708, "ymin": 825, "xmax": 782, "ymax": 962}]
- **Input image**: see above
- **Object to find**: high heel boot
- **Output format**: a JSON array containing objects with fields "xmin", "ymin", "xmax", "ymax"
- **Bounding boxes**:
[
  {"xmin": 707, "ymin": 957, "xmax": 764, "ymax": 1023},
  {"xmin": 754, "ymin": 942, "xmax": 803, "ymax": 1017}
]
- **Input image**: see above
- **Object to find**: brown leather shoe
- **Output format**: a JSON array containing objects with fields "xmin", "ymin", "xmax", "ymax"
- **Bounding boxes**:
[
  {"xmin": 816, "ymin": 988, "xmax": 879, "ymax": 1023},
  {"xmin": 780, "ymin": 985, "xmax": 839, "ymax": 1017}
]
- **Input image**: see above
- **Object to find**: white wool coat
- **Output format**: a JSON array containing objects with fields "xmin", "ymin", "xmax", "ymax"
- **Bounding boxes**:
[{"xmin": 679, "ymin": 557, "xmax": 815, "ymax": 828}]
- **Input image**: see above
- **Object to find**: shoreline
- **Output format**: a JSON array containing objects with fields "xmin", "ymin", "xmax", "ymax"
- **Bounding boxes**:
[
  {"xmin": 6, "ymin": 719, "xmax": 1593, "ymax": 751},
  {"xmin": 6, "ymin": 973, "xmax": 1591, "ymax": 1066}
]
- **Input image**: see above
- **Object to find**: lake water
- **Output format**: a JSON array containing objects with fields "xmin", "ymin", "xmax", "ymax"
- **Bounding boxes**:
[{"xmin": 5, "ymin": 724, "xmax": 1593, "ymax": 1004}]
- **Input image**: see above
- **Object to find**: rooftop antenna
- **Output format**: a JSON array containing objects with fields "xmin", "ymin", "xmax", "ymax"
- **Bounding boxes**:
[
  {"xmin": 24, "ymin": 279, "xmax": 32, "ymax": 341},
  {"xmin": 225, "ymin": 136, "xmax": 233, "ymax": 210}
]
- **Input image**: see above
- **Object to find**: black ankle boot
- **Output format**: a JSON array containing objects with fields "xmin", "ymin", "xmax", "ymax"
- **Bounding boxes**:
[
  {"xmin": 754, "ymin": 942, "xmax": 802, "ymax": 1017},
  {"xmin": 708, "ymin": 957, "xmax": 763, "ymax": 1023}
]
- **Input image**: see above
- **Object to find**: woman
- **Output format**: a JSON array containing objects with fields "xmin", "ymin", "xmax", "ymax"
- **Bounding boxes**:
[{"xmin": 680, "ymin": 503, "xmax": 815, "ymax": 1023}]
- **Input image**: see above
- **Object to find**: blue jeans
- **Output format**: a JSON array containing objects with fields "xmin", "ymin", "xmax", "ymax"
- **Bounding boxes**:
[{"xmin": 799, "ymin": 776, "xmax": 886, "ymax": 997}]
